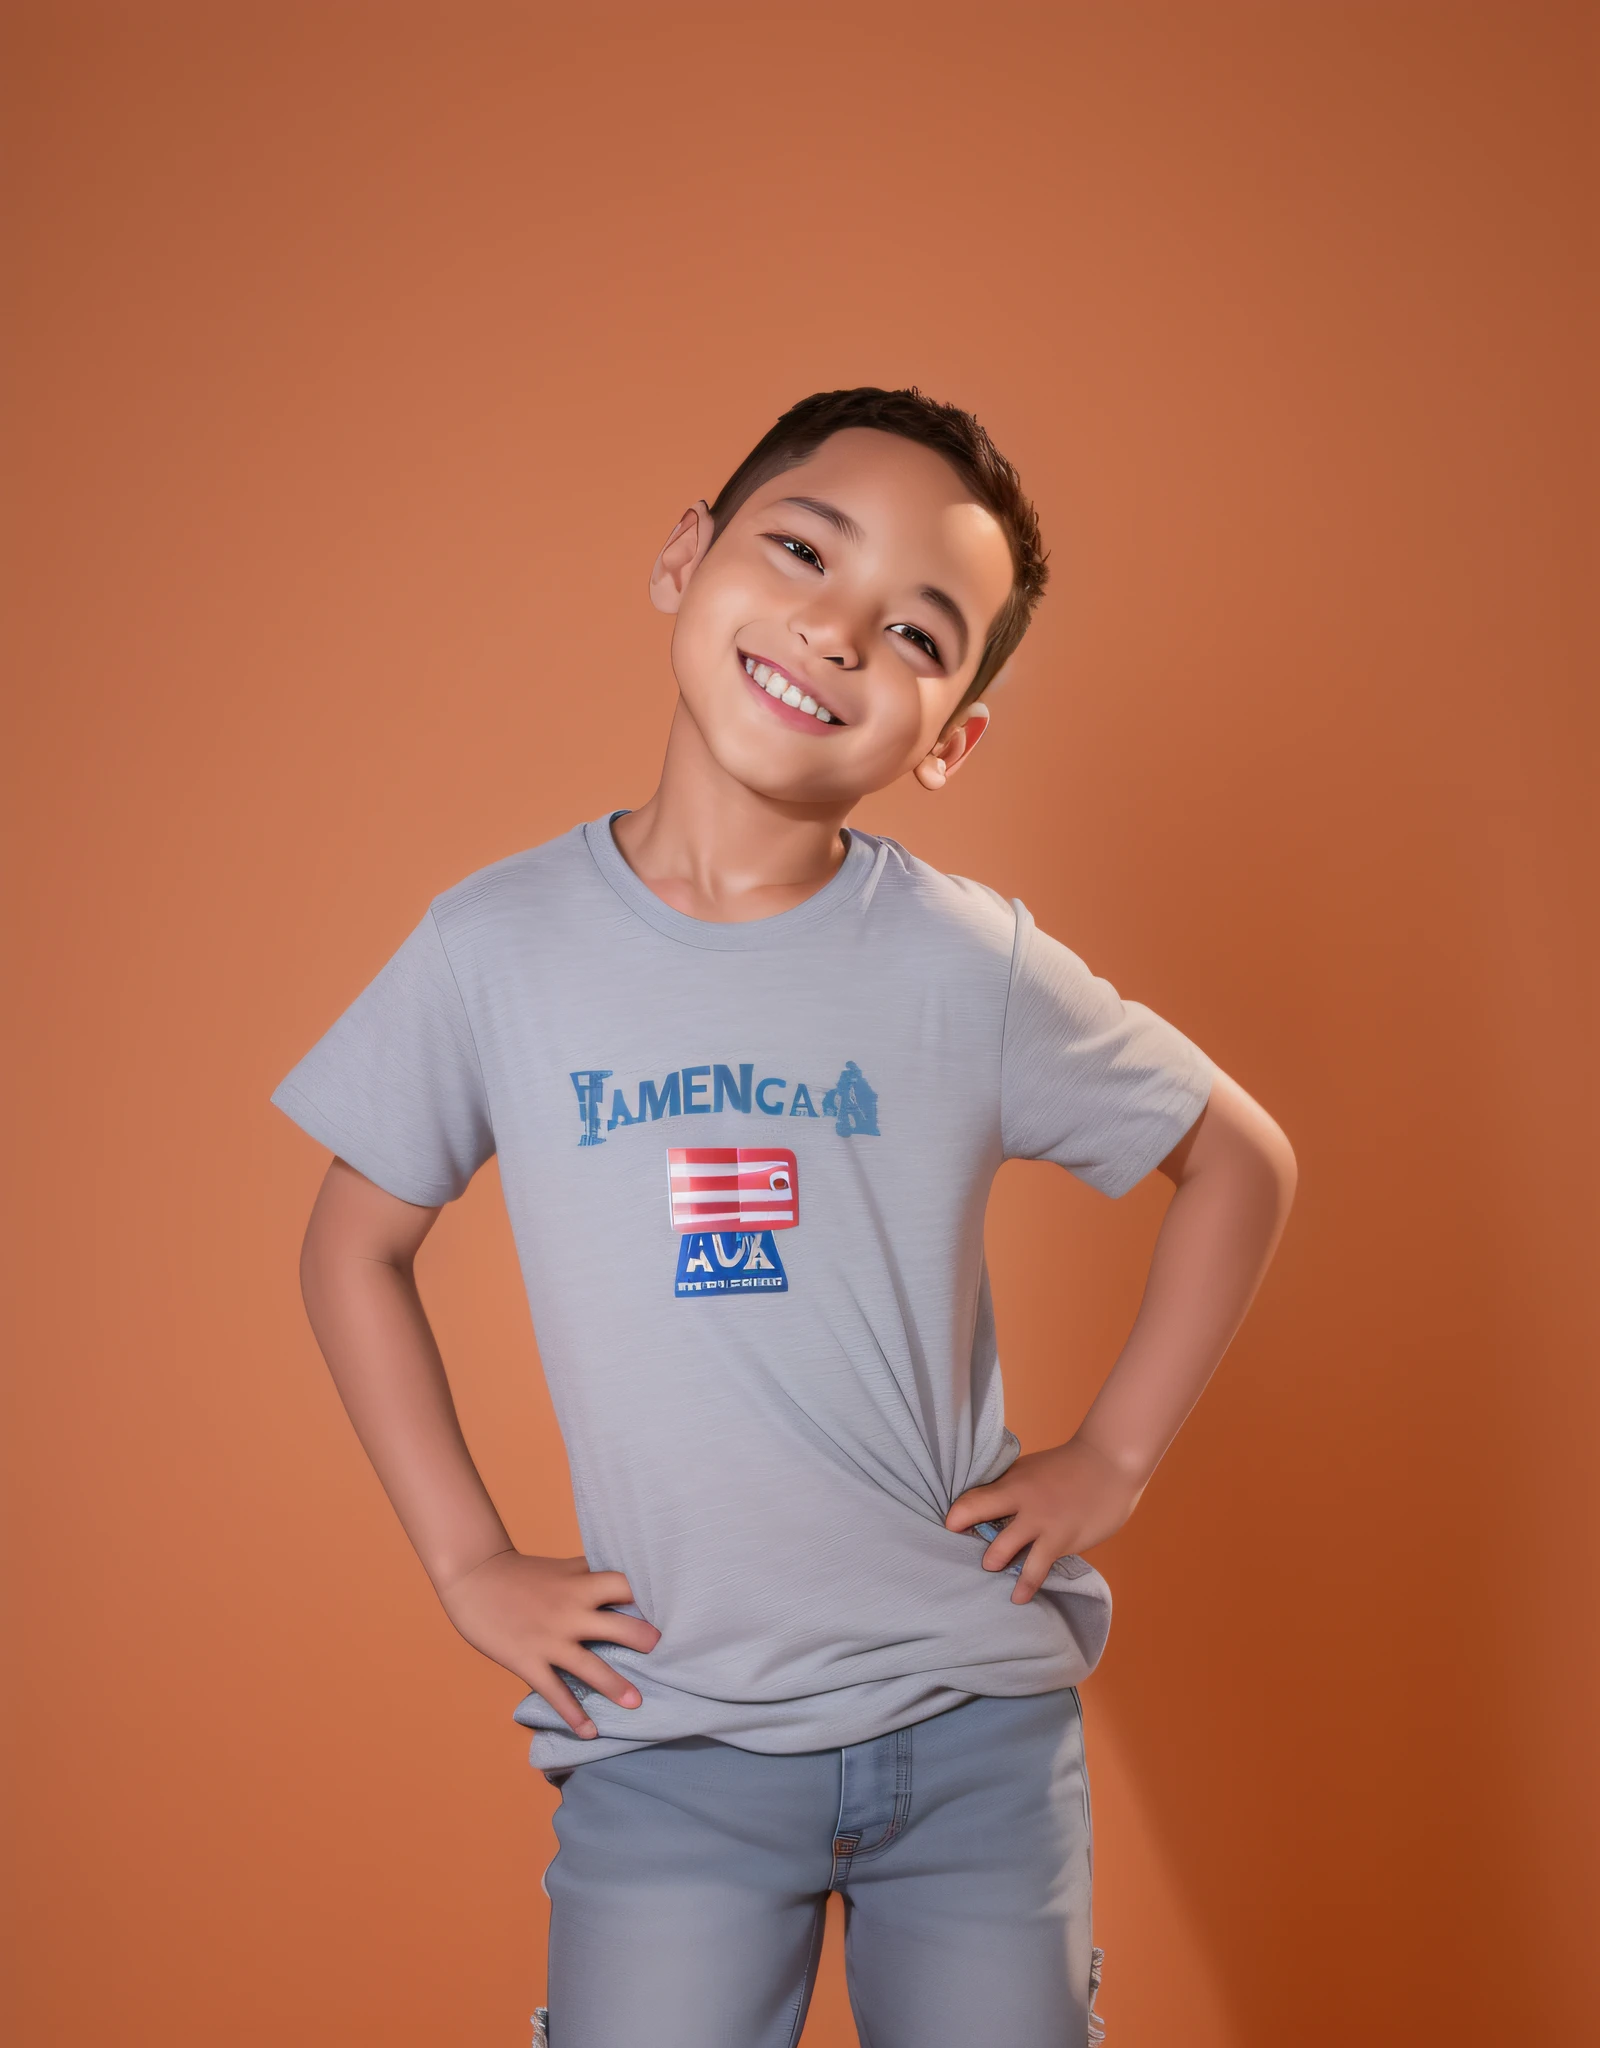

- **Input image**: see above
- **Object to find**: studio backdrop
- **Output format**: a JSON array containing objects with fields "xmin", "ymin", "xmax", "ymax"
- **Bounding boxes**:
[{"xmin": 4, "ymin": 4, "xmax": 1594, "ymax": 2044}]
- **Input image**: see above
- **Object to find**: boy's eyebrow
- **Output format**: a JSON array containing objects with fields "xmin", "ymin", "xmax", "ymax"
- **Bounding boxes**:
[
  {"xmin": 779, "ymin": 495, "xmax": 973, "ymax": 661},
  {"xmin": 778, "ymin": 496, "xmax": 867, "ymax": 544},
  {"xmin": 918, "ymin": 585, "xmax": 970, "ymax": 662}
]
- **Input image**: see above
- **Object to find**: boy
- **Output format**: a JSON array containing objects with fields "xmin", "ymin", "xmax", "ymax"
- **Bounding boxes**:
[{"xmin": 273, "ymin": 387, "xmax": 1297, "ymax": 2048}]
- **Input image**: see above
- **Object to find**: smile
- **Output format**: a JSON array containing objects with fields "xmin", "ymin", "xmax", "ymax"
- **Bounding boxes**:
[{"xmin": 739, "ymin": 652, "xmax": 846, "ymax": 728}]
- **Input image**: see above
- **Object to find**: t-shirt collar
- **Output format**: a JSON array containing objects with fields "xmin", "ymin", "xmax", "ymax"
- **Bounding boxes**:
[{"xmin": 583, "ymin": 809, "xmax": 881, "ymax": 951}]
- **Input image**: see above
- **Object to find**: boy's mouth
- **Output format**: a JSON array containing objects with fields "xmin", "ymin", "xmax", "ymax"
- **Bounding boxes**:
[{"xmin": 739, "ymin": 651, "xmax": 848, "ymax": 730}]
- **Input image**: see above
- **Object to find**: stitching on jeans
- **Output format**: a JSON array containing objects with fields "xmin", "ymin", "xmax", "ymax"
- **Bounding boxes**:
[
  {"xmin": 848, "ymin": 1725, "xmax": 915, "ymax": 1861},
  {"xmin": 863, "ymin": 1724, "xmax": 911, "ymax": 1852},
  {"xmin": 830, "ymin": 1746, "xmax": 855, "ymax": 1887},
  {"xmin": 893, "ymin": 1724, "xmax": 913, "ymax": 1838}
]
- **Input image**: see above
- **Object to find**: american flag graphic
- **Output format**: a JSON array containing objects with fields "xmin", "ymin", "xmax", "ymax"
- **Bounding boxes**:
[{"xmin": 666, "ymin": 1147, "xmax": 799, "ymax": 1233}]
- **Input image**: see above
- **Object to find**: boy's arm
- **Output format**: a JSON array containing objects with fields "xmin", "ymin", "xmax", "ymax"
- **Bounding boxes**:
[
  {"xmin": 298, "ymin": 1157, "xmax": 659, "ymax": 1736},
  {"xmin": 946, "ymin": 1069, "xmax": 1298, "ymax": 1601}
]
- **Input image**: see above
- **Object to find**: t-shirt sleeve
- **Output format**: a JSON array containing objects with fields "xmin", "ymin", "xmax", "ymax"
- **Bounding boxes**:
[
  {"xmin": 1000, "ymin": 900, "xmax": 1215, "ymax": 1198},
  {"xmin": 269, "ymin": 906, "xmax": 495, "ymax": 1206}
]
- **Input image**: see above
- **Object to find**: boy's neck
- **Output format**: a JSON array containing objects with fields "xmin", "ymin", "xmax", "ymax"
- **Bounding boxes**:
[{"xmin": 609, "ymin": 700, "xmax": 854, "ymax": 924}]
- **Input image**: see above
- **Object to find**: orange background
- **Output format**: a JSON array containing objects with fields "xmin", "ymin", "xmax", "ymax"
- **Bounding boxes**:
[{"xmin": 4, "ymin": 4, "xmax": 1594, "ymax": 2043}]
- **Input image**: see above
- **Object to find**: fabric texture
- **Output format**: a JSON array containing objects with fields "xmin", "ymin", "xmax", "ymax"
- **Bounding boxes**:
[
  {"xmin": 271, "ymin": 810, "xmax": 1214, "ymax": 1769},
  {"xmin": 539, "ymin": 1686, "xmax": 1104, "ymax": 2048}
]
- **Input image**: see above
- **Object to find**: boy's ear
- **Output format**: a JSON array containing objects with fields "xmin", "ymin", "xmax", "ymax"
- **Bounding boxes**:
[
  {"xmin": 914, "ymin": 700, "xmax": 991, "ymax": 791},
  {"xmin": 649, "ymin": 500, "xmax": 715, "ymax": 614}
]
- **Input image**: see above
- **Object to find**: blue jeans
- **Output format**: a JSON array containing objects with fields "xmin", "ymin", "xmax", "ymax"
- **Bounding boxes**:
[{"xmin": 535, "ymin": 1686, "xmax": 1105, "ymax": 2047}]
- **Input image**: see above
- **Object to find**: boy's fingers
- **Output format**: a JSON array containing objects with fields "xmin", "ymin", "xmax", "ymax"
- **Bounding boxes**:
[
  {"xmin": 982, "ymin": 1526, "xmax": 1031, "ymax": 1571},
  {"xmin": 586, "ymin": 1614, "xmax": 660, "ymax": 1653},
  {"xmin": 585, "ymin": 1570, "xmax": 638, "ymax": 1607},
  {"xmin": 945, "ymin": 1486, "xmax": 1007, "ymax": 1531},
  {"xmin": 1011, "ymin": 1534, "xmax": 1071, "ymax": 1603},
  {"xmin": 565, "ymin": 1646, "xmax": 644, "ymax": 1708},
  {"xmin": 1012, "ymin": 1558, "xmax": 1052, "ymax": 1603},
  {"xmin": 532, "ymin": 1671, "xmax": 599, "ymax": 1739}
]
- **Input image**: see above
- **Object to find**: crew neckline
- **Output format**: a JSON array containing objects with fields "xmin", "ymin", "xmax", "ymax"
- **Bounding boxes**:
[{"xmin": 583, "ymin": 809, "xmax": 882, "ymax": 951}]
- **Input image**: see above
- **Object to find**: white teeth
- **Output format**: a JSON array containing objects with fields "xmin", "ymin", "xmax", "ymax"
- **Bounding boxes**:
[{"xmin": 743, "ymin": 655, "xmax": 840, "ymax": 723}]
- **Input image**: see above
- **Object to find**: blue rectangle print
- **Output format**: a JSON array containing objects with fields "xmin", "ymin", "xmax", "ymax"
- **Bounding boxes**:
[{"xmin": 675, "ymin": 1231, "xmax": 788, "ymax": 1296}]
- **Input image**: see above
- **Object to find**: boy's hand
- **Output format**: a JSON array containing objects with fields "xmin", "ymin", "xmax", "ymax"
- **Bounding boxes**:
[
  {"xmin": 944, "ymin": 1437, "xmax": 1145, "ymax": 1603},
  {"xmin": 435, "ymin": 1549, "xmax": 662, "ymax": 1738}
]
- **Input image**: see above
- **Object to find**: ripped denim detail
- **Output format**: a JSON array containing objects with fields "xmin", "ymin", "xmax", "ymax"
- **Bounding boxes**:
[
  {"xmin": 531, "ymin": 2007, "xmax": 549, "ymax": 2047},
  {"xmin": 1087, "ymin": 1944, "xmax": 1107, "ymax": 2044}
]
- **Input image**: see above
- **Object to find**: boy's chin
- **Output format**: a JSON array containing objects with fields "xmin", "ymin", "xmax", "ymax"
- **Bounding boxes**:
[
  {"xmin": 688, "ymin": 714, "xmax": 860, "ymax": 808},
  {"xmin": 712, "ymin": 745, "xmax": 860, "ymax": 806}
]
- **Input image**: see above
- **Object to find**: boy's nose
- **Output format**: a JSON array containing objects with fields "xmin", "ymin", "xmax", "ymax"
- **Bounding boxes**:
[{"xmin": 793, "ymin": 610, "xmax": 864, "ymax": 670}]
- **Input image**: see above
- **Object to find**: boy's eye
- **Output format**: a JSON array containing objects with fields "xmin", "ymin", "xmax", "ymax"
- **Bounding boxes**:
[
  {"xmin": 890, "ymin": 623, "xmax": 941, "ymax": 662},
  {"xmin": 764, "ymin": 533, "xmax": 823, "ymax": 569}
]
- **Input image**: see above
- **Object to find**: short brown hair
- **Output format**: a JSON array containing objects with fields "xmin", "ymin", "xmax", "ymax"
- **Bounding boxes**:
[{"xmin": 708, "ymin": 386, "xmax": 1049, "ymax": 712}]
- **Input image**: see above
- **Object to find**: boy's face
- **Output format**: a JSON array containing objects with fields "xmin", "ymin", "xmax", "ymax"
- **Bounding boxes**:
[{"xmin": 651, "ymin": 428, "xmax": 1016, "ymax": 806}]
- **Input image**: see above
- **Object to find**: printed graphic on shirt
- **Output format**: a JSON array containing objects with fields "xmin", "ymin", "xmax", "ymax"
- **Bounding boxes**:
[
  {"xmin": 674, "ymin": 1231, "xmax": 788, "ymax": 1295},
  {"xmin": 822, "ymin": 1061, "xmax": 878, "ymax": 1136},
  {"xmin": 568, "ymin": 1062, "xmax": 880, "ymax": 1147},
  {"xmin": 668, "ymin": 1147, "xmax": 797, "ymax": 1298},
  {"xmin": 667, "ymin": 1147, "xmax": 799, "ymax": 1231}
]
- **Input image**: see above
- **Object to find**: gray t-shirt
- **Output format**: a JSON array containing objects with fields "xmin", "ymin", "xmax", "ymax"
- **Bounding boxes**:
[{"xmin": 271, "ymin": 811, "xmax": 1214, "ymax": 1769}]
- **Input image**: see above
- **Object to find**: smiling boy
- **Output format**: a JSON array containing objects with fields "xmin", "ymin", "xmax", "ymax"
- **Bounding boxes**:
[{"xmin": 273, "ymin": 387, "xmax": 1296, "ymax": 2048}]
